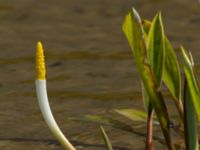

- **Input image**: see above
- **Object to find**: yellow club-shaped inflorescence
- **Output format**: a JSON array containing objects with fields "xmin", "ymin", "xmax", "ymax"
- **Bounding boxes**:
[{"xmin": 36, "ymin": 41, "xmax": 46, "ymax": 80}]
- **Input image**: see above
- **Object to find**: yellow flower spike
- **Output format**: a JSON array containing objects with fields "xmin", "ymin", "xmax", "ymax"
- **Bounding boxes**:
[
  {"xmin": 36, "ymin": 41, "xmax": 46, "ymax": 80},
  {"xmin": 35, "ymin": 41, "xmax": 76, "ymax": 150}
]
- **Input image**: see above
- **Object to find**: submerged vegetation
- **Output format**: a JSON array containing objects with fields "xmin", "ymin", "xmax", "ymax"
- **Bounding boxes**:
[{"xmin": 35, "ymin": 8, "xmax": 200, "ymax": 150}]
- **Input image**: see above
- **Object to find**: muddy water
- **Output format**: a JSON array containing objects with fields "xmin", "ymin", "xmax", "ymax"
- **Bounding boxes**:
[{"xmin": 0, "ymin": 0, "xmax": 199, "ymax": 149}]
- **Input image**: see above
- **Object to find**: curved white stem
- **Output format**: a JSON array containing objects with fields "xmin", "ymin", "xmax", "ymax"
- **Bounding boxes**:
[{"xmin": 36, "ymin": 80, "xmax": 76, "ymax": 150}]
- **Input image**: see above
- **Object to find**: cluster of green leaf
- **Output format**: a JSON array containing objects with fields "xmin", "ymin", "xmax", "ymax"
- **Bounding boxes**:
[
  {"xmin": 74, "ymin": 8, "xmax": 200, "ymax": 150},
  {"xmin": 122, "ymin": 8, "xmax": 200, "ymax": 150}
]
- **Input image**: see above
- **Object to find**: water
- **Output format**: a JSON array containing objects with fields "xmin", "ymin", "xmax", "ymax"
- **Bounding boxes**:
[{"xmin": 0, "ymin": 0, "xmax": 199, "ymax": 149}]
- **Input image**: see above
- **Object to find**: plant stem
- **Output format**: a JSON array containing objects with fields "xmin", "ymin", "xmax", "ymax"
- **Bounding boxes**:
[
  {"xmin": 36, "ymin": 80, "xmax": 77, "ymax": 150},
  {"xmin": 145, "ymin": 111, "xmax": 154, "ymax": 150}
]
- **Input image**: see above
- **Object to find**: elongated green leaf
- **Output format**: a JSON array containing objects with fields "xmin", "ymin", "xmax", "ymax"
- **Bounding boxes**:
[
  {"xmin": 181, "ymin": 47, "xmax": 200, "ymax": 121},
  {"xmin": 115, "ymin": 108, "xmax": 148, "ymax": 122},
  {"xmin": 147, "ymin": 13, "xmax": 165, "ymax": 85},
  {"xmin": 114, "ymin": 108, "xmax": 159, "ymax": 125},
  {"xmin": 163, "ymin": 38, "xmax": 181, "ymax": 101},
  {"xmin": 143, "ymin": 19, "xmax": 182, "ymax": 119},
  {"xmin": 143, "ymin": 20, "xmax": 181, "ymax": 100},
  {"xmin": 123, "ymin": 8, "xmax": 174, "ymax": 150},
  {"xmin": 164, "ymin": 38, "xmax": 183, "ymax": 120},
  {"xmin": 141, "ymin": 20, "xmax": 154, "ymax": 116},
  {"xmin": 100, "ymin": 126, "xmax": 113, "ymax": 150},
  {"xmin": 184, "ymin": 78, "xmax": 199, "ymax": 150},
  {"xmin": 122, "ymin": 8, "xmax": 147, "ymax": 71},
  {"xmin": 141, "ymin": 20, "xmax": 153, "ymax": 119}
]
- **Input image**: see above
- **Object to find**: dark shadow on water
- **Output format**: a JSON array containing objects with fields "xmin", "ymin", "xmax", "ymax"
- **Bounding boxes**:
[{"xmin": 0, "ymin": 137, "xmax": 129, "ymax": 150}]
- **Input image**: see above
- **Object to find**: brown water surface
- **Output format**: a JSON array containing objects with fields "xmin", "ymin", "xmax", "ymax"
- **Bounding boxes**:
[{"xmin": 0, "ymin": 0, "xmax": 199, "ymax": 149}]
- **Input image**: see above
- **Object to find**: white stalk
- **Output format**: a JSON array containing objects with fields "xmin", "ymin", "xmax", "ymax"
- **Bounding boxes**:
[{"xmin": 35, "ymin": 80, "xmax": 76, "ymax": 150}]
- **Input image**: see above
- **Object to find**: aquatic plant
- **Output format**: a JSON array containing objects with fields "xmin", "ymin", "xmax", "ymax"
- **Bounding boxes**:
[
  {"xmin": 35, "ymin": 8, "xmax": 200, "ymax": 150},
  {"xmin": 122, "ymin": 8, "xmax": 200, "ymax": 150},
  {"xmin": 74, "ymin": 8, "xmax": 200, "ymax": 150}
]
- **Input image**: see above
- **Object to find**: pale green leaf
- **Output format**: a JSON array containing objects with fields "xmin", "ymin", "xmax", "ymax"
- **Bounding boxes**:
[
  {"xmin": 115, "ymin": 108, "xmax": 147, "ymax": 122},
  {"xmin": 114, "ymin": 108, "xmax": 159, "ymax": 125}
]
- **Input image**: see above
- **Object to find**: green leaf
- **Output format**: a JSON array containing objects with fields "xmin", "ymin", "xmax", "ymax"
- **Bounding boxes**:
[
  {"xmin": 163, "ymin": 38, "xmax": 183, "ymax": 120},
  {"xmin": 100, "ymin": 126, "xmax": 113, "ymax": 150},
  {"xmin": 114, "ymin": 108, "xmax": 159, "ymax": 125},
  {"xmin": 122, "ymin": 8, "xmax": 147, "ymax": 69},
  {"xmin": 184, "ymin": 78, "xmax": 199, "ymax": 150},
  {"xmin": 143, "ymin": 19, "xmax": 182, "ymax": 119},
  {"xmin": 141, "ymin": 20, "xmax": 154, "ymax": 117},
  {"xmin": 122, "ymin": 8, "xmax": 173, "ymax": 149},
  {"xmin": 115, "ymin": 108, "xmax": 147, "ymax": 122},
  {"xmin": 147, "ymin": 13, "xmax": 165, "ymax": 85},
  {"xmin": 142, "ymin": 20, "xmax": 181, "ymax": 100},
  {"xmin": 163, "ymin": 38, "xmax": 181, "ymax": 101},
  {"xmin": 181, "ymin": 47, "xmax": 200, "ymax": 121}
]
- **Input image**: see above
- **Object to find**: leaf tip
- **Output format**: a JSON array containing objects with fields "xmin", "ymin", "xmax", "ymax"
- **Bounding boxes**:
[{"xmin": 131, "ymin": 8, "xmax": 142, "ymax": 24}]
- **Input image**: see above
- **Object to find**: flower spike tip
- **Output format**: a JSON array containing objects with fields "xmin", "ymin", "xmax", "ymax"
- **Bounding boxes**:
[{"xmin": 36, "ymin": 41, "xmax": 46, "ymax": 80}]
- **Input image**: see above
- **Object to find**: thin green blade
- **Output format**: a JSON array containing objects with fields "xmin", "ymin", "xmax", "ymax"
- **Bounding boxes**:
[
  {"xmin": 181, "ymin": 47, "xmax": 200, "ymax": 121},
  {"xmin": 147, "ymin": 13, "xmax": 165, "ymax": 85},
  {"xmin": 122, "ymin": 8, "xmax": 174, "ymax": 150},
  {"xmin": 100, "ymin": 126, "xmax": 113, "ymax": 150},
  {"xmin": 184, "ymin": 78, "xmax": 199, "ymax": 150}
]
